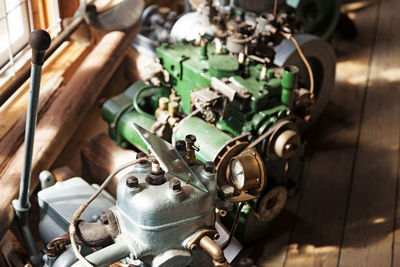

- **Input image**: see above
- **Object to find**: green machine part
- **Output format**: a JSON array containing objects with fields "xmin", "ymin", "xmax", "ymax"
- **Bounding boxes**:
[
  {"xmin": 286, "ymin": 0, "xmax": 341, "ymax": 40},
  {"xmin": 102, "ymin": 80, "xmax": 167, "ymax": 151},
  {"xmin": 103, "ymin": 40, "xmax": 302, "ymax": 154},
  {"xmin": 281, "ymin": 66, "xmax": 299, "ymax": 106},
  {"xmin": 156, "ymin": 41, "xmax": 288, "ymax": 115},
  {"xmin": 173, "ymin": 117, "xmax": 232, "ymax": 163}
]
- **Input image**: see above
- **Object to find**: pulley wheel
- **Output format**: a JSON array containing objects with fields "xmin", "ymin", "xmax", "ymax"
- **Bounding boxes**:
[{"xmin": 257, "ymin": 186, "xmax": 287, "ymax": 222}]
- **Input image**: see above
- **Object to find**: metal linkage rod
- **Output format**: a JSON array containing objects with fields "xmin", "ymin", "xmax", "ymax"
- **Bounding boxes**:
[{"xmin": 12, "ymin": 29, "xmax": 51, "ymax": 267}]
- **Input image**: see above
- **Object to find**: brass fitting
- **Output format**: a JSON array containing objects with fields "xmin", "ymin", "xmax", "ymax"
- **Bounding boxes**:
[
  {"xmin": 155, "ymin": 97, "xmax": 169, "ymax": 118},
  {"xmin": 199, "ymin": 236, "xmax": 228, "ymax": 266},
  {"xmin": 185, "ymin": 135, "xmax": 198, "ymax": 165},
  {"xmin": 159, "ymin": 97, "xmax": 169, "ymax": 110},
  {"xmin": 168, "ymin": 101, "xmax": 179, "ymax": 117},
  {"xmin": 186, "ymin": 229, "xmax": 229, "ymax": 267}
]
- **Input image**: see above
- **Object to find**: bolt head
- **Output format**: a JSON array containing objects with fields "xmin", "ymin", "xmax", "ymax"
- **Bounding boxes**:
[
  {"xmin": 169, "ymin": 178, "xmax": 182, "ymax": 192},
  {"xmin": 175, "ymin": 140, "xmax": 186, "ymax": 151},
  {"xmin": 126, "ymin": 176, "xmax": 139, "ymax": 188},
  {"xmin": 221, "ymin": 185, "xmax": 235, "ymax": 198},
  {"xmin": 204, "ymin": 161, "xmax": 216, "ymax": 173},
  {"xmin": 185, "ymin": 134, "xmax": 196, "ymax": 143}
]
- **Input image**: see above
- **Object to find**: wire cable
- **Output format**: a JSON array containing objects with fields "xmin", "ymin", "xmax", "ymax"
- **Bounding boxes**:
[
  {"xmin": 69, "ymin": 157, "xmax": 148, "ymax": 267},
  {"xmin": 222, "ymin": 202, "xmax": 245, "ymax": 250},
  {"xmin": 273, "ymin": 0, "xmax": 278, "ymax": 17},
  {"xmin": 133, "ymin": 85, "xmax": 158, "ymax": 120},
  {"xmin": 282, "ymin": 32, "xmax": 315, "ymax": 98}
]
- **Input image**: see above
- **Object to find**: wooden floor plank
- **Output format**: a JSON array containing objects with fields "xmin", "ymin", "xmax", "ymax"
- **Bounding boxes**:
[
  {"xmin": 281, "ymin": 2, "xmax": 381, "ymax": 267},
  {"xmin": 338, "ymin": 0, "xmax": 400, "ymax": 265},
  {"xmin": 393, "ymin": 149, "xmax": 400, "ymax": 267},
  {"xmin": 253, "ymin": 194, "xmax": 304, "ymax": 267}
]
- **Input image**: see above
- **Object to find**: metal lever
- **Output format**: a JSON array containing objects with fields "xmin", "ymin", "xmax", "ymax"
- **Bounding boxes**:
[{"xmin": 12, "ymin": 29, "xmax": 51, "ymax": 267}]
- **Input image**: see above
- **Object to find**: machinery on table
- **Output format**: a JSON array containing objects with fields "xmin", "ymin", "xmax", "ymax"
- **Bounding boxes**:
[{"xmin": 103, "ymin": 2, "xmax": 335, "ymax": 243}]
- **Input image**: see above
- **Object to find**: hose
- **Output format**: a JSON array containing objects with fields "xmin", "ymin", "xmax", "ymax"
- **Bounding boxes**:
[
  {"xmin": 133, "ymin": 85, "xmax": 158, "ymax": 120},
  {"xmin": 70, "ymin": 240, "xmax": 131, "ymax": 267},
  {"xmin": 281, "ymin": 32, "xmax": 315, "ymax": 98},
  {"xmin": 69, "ymin": 157, "xmax": 149, "ymax": 267},
  {"xmin": 222, "ymin": 202, "xmax": 245, "ymax": 250}
]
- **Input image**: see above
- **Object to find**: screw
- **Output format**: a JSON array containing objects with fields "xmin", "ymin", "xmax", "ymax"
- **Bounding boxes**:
[
  {"xmin": 169, "ymin": 178, "xmax": 182, "ymax": 192},
  {"xmin": 175, "ymin": 140, "xmax": 186, "ymax": 151},
  {"xmin": 219, "ymin": 210, "xmax": 227, "ymax": 217},
  {"xmin": 204, "ymin": 161, "xmax": 216, "ymax": 173},
  {"xmin": 126, "ymin": 176, "xmax": 139, "ymax": 188}
]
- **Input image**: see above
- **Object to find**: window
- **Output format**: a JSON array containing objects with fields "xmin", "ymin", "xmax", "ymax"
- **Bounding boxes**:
[{"xmin": 0, "ymin": 0, "xmax": 61, "ymax": 76}]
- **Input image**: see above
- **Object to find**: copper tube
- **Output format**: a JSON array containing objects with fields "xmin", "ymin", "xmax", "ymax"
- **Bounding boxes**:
[{"xmin": 199, "ymin": 236, "xmax": 226, "ymax": 265}]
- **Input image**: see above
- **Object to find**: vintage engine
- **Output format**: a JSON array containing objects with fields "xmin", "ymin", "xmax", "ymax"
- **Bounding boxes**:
[
  {"xmin": 38, "ymin": 126, "xmax": 234, "ymax": 266},
  {"xmin": 101, "ymin": 7, "xmax": 330, "ymax": 242}
]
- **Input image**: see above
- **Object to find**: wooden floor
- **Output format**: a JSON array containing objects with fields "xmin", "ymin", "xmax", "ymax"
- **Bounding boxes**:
[{"xmin": 250, "ymin": 0, "xmax": 400, "ymax": 266}]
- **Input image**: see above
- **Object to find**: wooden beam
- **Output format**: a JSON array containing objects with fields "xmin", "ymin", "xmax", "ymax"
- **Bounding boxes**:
[
  {"xmin": 0, "ymin": 42, "xmax": 90, "ymax": 175},
  {"xmin": 59, "ymin": 0, "xmax": 80, "ymax": 19},
  {"xmin": 81, "ymin": 133, "xmax": 137, "ymax": 197},
  {"xmin": 31, "ymin": 0, "xmax": 46, "ymax": 30},
  {"xmin": 51, "ymin": 48, "xmax": 139, "ymax": 176},
  {"xmin": 0, "ymin": 24, "xmax": 141, "ymax": 239}
]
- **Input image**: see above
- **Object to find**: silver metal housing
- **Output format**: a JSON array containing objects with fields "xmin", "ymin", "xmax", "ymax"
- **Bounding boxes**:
[{"xmin": 114, "ymin": 162, "xmax": 217, "ymax": 266}]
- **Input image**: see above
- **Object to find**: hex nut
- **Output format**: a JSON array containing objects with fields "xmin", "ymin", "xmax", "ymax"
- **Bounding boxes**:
[
  {"xmin": 126, "ymin": 176, "xmax": 139, "ymax": 188},
  {"xmin": 147, "ymin": 170, "xmax": 166, "ymax": 185},
  {"xmin": 204, "ymin": 161, "xmax": 216, "ymax": 173}
]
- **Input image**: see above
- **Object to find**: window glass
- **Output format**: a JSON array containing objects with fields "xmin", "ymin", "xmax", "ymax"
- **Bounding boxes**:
[
  {"xmin": 0, "ymin": 18, "xmax": 9, "ymax": 67},
  {"xmin": 0, "ymin": 2, "xmax": 5, "ymax": 19},
  {"xmin": 7, "ymin": 2, "xmax": 29, "ymax": 55},
  {"xmin": 5, "ymin": 0, "xmax": 25, "ymax": 13}
]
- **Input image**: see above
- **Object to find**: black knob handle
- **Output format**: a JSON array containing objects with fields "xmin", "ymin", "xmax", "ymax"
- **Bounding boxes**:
[{"xmin": 29, "ymin": 29, "xmax": 51, "ymax": 66}]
